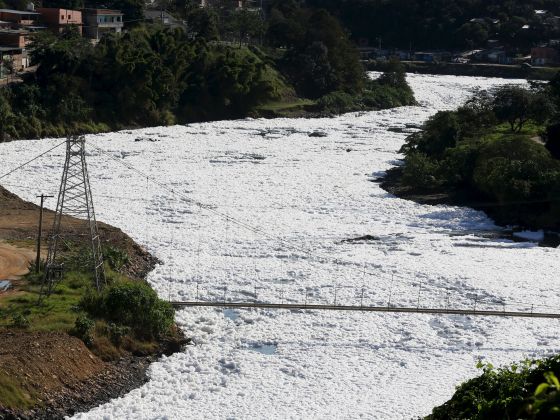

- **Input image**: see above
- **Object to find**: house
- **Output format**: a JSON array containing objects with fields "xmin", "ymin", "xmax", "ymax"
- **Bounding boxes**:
[
  {"xmin": 0, "ymin": 46, "xmax": 27, "ymax": 74},
  {"xmin": 0, "ymin": 8, "xmax": 40, "ymax": 27},
  {"xmin": 37, "ymin": 8, "xmax": 82, "ymax": 34},
  {"xmin": 414, "ymin": 51, "xmax": 451, "ymax": 63},
  {"xmin": 0, "ymin": 29, "xmax": 30, "ymax": 48},
  {"xmin": 0, "ymin": 8, "xmax": 39, "ymax": 78},
  {"xmin": 531, "ymin": 46, "xmax": 559, "ymax": 66},
  {"xmin": 82, "ymin": 9, "xmax": 123, "ymax": 40},
  {"xmin": 144, "ymin": 10, "xmax": 185, "ymax": 28},
  {"xmin": 414, "ymin": 52, "xmax": 439, "ymax": 62},
  {"xmin": 200, "ymin": 0, "xmax": 243, "ymax": 8},
  {"xmin": 473, "ymin": 48, "xmax": 512, "ymax": 64}
]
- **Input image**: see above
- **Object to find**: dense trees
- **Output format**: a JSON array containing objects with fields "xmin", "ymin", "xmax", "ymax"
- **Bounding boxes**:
[
  {"xmin": 0, "ymin": 1, "xmax": 417, "ymax": 141},
  {"xmin": 428, "ymin": 357, "xmax": 560, "ymax": 419},
  {"xmin": 304, "ymin": 0, "xmax": 560, "ymax": 50},
  {"xmin": 0, "ymin": 26, "xmax": 289, "ymax": 140},
  {"xmin": 267, "ymin": 4, "xmax": 365, "ymax": 98},
  {"xmin": 397, "ymin": 81, "xmax": 560, "ymax": 229},
  {"xmin": 492, "ymin": 86, "xmax": 554, "ymax": 133}
]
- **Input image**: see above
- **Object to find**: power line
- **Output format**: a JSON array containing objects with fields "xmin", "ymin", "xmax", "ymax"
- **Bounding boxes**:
[
  {"xmin": 0, "ymin": 140, "xmax": 66, "ymax": 181},
  {"xmin": 1, "ymin": 139, "xmax": 554, "ymax": 314},
  {"xmin": 89, "ymin": 142, "xmax": 521, "ymax": 293},
  {"xmin": 89, "ymin": 142, "xmax": 413, "ymax": 284}
]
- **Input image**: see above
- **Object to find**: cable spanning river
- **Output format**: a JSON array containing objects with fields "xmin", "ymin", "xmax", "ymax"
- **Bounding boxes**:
[{"xmin": 2, "ymin": 74, "xmax": 559, "ymax": 419}]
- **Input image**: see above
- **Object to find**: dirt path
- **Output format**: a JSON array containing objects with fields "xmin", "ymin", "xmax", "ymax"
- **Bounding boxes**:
[{"xmin": 0, "ymin": 242, "xmax": 34, "ymax": 280}]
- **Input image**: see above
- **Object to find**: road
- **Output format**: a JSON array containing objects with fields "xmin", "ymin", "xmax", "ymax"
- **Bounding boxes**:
[{"xmin": 0, "ymin": 242, "xmax": 34, "ymax": 280}]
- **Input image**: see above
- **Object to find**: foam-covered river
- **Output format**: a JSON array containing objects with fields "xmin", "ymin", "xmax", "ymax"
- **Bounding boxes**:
[{"xmin": 1, "ymin": 74, "xmax": 559, "ymax": 419}]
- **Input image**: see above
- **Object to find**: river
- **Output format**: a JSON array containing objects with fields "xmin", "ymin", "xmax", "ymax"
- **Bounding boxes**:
[{"xmin": 1, "ymin": 73, "xmax": 558, "ymax": 419}]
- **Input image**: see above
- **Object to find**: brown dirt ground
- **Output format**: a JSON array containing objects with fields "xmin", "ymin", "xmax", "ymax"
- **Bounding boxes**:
[
  {"xmin": 0, "ymin": 243, "xmax": 35, "ymax": 281},
  {"xmin": 0, "ymin": 185, "xmax": 179, "ymax": 418},
  {"xmin": 0, "ymin": 185, "xmax": 158, "ymax": 281},
  {"xmin": 0, "ymin": 331, "xmax": 153, "ymax": 419}
]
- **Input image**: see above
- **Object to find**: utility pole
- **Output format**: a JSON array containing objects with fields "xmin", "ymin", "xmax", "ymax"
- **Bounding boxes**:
[{"xmin": 35, "ymin": 194, "xmax": 53, "ymax": 273}]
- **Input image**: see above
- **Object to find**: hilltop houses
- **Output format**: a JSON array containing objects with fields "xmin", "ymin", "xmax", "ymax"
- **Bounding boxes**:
[
  {"xmin": 0, "ymin": 5, "xmax": 124, "ymax": 79},
  {"xmin": 37, "ymin": 8, "xmax": 83, "ymax": 34},
  {"xmin": 82, "ymin": 9, "xmax": 123, "ymax": 40},
  {"xmin": 531, "ymin": 45, "xmax": 560, "ymax": 66}
]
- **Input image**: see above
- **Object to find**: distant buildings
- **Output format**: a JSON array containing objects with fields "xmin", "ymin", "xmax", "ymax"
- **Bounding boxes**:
[
  {"xmin": 83, "ymin": 9, "xmax": 123, "ymax": 40},
  {"xmin": 37, "ymin": 8, "xmax": 83, "ymax": 34},
  {"xmin": 0, "ymin": 8, "xmax": 42, "ymax": 75},
  {"xmin": 144, "ymin": 10, "xmax": 186, "ymax": 29},
  {"xmin": 531, "ymin": 46, "xmax": 560, "ymax": 66},
  {"xmin": 0, "ymin": 6, "xmax": 124, "ymax": 79},
  {"xmin": 0, "ymin": 8, "xmax": 40, "ymax": 27}
]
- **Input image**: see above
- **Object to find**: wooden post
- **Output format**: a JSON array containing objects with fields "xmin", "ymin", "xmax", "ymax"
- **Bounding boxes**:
[{"xmin": 36, "ymin": 194, "xmax": 53, "ymax": 273}]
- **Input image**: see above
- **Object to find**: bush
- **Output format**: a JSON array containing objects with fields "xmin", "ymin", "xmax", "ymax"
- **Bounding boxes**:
[
  {"xmin": 440, "ymin": 144, "xmax": 479, "ymax": 187},
  {"xmin": 107, "ymin": 322, "xmax": 130, "ymax": 347},
  {"xmin": 545, "ymin": 122, "xmax": 560, "ymax": 160},
  {"xmin": 103, "ymin": 246, "xmax": 130, "ymax": 272},
  {"xmin": 428, "ymin": 357, "xmax": 560, "ymax": 419},
  {"xmin": 73, "ymin": 313, "xmax": 95, "ymax": 346},
  {"xmin": 401, "ymin": 152, "xmax": 439, "ymax": 189},
  {"xmin": 472, "ymin": 136, "xmax": 560, "ymax": 203},
  {"xmin": 316, "ymin": 91, "xmax": 356, "ymax": 114},
  {"xmin": 81, "ymin": 281, "xmax": 174, "ymax": 340},
  {"xmin": 10, "ymin": 313, "xmax": 29, "ymax": 329}
]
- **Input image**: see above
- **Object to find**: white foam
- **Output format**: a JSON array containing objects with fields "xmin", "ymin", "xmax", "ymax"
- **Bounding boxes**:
[{"xmin": 1, "ymin": 74, "xmax": 558, "ymax": 419}]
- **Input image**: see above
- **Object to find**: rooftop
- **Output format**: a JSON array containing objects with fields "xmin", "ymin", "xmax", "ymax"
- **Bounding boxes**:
[
  {"xmin": 83, "ymin": 8, "xmax": 123, "ymax": 15},
  {"xmin": 0, "ymin": 8, "xmax": 40, "ymax": 15},
  {"xmin": 0, "ymin": 28, "xmax": 30, "ymax": 34}
]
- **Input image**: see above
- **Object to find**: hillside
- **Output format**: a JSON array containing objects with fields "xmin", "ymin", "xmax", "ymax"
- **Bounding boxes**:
[{"xmin": 0, "ymin": 184, "xmax": 185, "ymax": 417}]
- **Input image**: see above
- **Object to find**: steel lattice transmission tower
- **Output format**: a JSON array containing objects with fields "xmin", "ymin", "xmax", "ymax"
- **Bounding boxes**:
[{"xmin": 40, "ymin": 135, "xmax": 105, "ymax": 297}]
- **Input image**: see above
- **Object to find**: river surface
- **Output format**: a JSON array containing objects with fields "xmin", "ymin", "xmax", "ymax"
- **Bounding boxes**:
[{"xmin": 1, "ymin": 74, "xmax": 559, "ymax": 419}]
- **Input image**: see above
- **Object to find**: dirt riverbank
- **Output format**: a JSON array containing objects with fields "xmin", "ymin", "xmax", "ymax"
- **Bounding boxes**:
[{"xmin": 0, "ymin": 185, "xmax": 187, "ymax": 418}]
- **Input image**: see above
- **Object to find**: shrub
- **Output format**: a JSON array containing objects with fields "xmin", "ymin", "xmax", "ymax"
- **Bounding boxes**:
[
  {"xmin": 472, "ymin": 136, "xmax": 560, "ymax": 202},
  {"xmin": 81, "ymin": 281, "xmax": 174, "ymax": 340},
  {"xmin": 401, "ymin": 152, "xmax": 439, "ymax": 189},
  {"xmin": 73, "ymin": 313, "xmax": 95, "ymax": 346},
  {"xmin": 316, "ymin": 91, "xmax": 356, "ymax": 114},
  {"xmin": 428, "ymin": 357, "xmax": 560, "ymax": 419},
  {"xmin": 545, "ymin": 122, "xmax": 560, "ymax": 160},
  {"xmin": 10, "ymin": 313, "xmax": 29, "ymax": 329},
  {"xmin": 107, "ymin": 322, "xmax": 130, "ymax": 347},
  {"xmin": 440, "ymin": 144, "xmax": 479, "ymax": 187},
  {"xmin": 103, "ymin": 246, "xmax": 130, "ymax": 272}
]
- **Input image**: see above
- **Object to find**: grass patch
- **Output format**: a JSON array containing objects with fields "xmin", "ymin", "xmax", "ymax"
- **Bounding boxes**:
[
  {"xmin": 480, "ymin": 122, "xmax": 545, "ymax": 143},
  {"xmin": 0, "ymin": 372, "xmax": 35, "ymax": 409},
  {"xmin": 0, "ymin": 277, "xmax": 86, "ymax": 332},
  {"xmin": 255, "ymin": 98, "xmax": 316, "ymax": 117}
]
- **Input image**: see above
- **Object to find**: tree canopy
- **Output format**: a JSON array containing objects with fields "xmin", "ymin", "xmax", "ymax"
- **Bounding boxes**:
[{"xmin": 303, "ymin": 0, "xmax": 560, "ymax": 50}]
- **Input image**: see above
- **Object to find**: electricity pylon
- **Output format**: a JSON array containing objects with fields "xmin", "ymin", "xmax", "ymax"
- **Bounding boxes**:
[{"xmin": 40, "ymin": 135, "xmax": 105, "ymax": 298}]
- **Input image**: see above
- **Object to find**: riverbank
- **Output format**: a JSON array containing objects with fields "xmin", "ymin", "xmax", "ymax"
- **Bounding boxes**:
[
  {"xmin": 381, "ymin": 167, "xmax": 560, "ymax": 248},
  {"xmin": 1, "ymin": 73, "xmax": 558, "ymax": 419},
  {"xmin": 0, "ymin": 185, "xmax": 188, "ymax": 418},
  {"xmin": 367, "ymin": 60, "xmax": 558, "ymax": 81}
]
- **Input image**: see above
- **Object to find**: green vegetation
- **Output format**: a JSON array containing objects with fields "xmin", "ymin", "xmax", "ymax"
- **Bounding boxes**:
[
  {"xmin": 0, "ymin": 373, "xmax": 35, "ymax": 410},
  {"xmin": 306, "ymin": 0, "xmax": 560, "ymax": 51},
  {"xmin": 428, "ymin": 357, "xmax": 560, "ymax": 419},
  {"xmin": 395, "ymin": 80, "xmax": 560, "ymax": 230},
  {"xmin": 0, "ymin": 1, "xmax": 416, "ymax": 141},
  {"xmin": 0, "ymin": 244, "xmax": 176, "ymax": 359},
  {"xmin": 0, "ymin": 26, "xmax": 291, "ymax": 140},
  {"xmin": 80, "ymin": 281, "xmax": 174, "ymax": 341}
]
